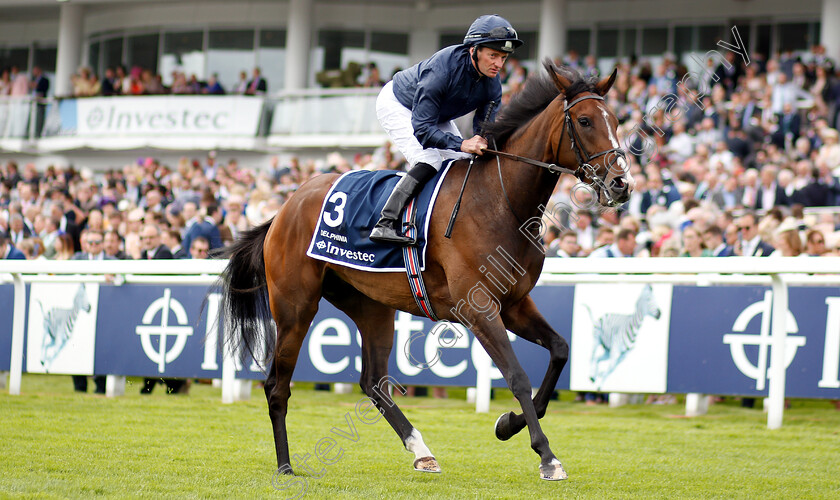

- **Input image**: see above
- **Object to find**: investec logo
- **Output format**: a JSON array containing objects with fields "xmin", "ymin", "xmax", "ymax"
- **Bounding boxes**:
[
  {"xmin": 136, "ymin": 288, "xmax": 193, "ymax": 373},
  {"xmin": 723, "ymin": 292, "xmax": 840, "ymax": 391},
  {"xmin": 85, "ymin": 105, "xmax": 230, "ymax": 132}
]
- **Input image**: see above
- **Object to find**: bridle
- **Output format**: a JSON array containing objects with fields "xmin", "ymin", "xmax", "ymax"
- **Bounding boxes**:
[{"xmin": 483, "ymin": 93, "xmax": 629, "ymax": 219}]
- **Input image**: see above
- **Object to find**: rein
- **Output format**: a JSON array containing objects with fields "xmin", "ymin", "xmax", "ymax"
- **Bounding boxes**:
[{"xmin": 483, "ymin": 93, "xmax": 628, "ymax": 219}]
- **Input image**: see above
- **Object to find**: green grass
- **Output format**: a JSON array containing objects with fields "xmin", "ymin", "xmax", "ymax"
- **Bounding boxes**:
[{"xmin": 1, "ymin": 375, "xmax": 839, "ymax": 499}]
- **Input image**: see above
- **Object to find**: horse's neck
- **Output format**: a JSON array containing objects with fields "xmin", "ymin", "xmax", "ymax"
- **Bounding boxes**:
[
  {"xmin": 491, "ymin": 110, "xmax": 563, "ymax": 219},
  {"xmin": 631, "ymin": 297, "xmax": 648, "ymax": 328}
]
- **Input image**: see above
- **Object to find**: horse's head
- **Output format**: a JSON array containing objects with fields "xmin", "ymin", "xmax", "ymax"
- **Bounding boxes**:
[
  {"xmin": 640, "ymin": 284, "xmax": 661, "ymax": 320},
  {"xmin": 75, "ymin": 283, "xmax": 91, "ymax": 313},
  {"xmin": 546, "ymin": 63, "xmax": 634, "ymax": 207}
]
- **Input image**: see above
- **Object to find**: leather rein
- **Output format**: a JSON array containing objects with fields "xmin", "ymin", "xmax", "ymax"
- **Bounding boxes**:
[{"xmin": 482, "ymin": 94, "xmax": 628, "ymax": 223}]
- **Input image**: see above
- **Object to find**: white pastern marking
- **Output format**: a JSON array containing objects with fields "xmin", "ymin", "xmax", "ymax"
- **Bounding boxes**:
[{"xmin": 404, "ymin": 428, "xmax": 433, "ymax": 459}]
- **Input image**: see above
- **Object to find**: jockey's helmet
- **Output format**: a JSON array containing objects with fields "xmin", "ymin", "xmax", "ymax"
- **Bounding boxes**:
[{"xmin": 463, "ymin": 14, "xmax": 523, "ymax": 53}]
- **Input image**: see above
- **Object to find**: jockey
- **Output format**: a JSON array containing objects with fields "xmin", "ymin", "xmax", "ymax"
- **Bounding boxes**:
[{"xmin": 369, "ymin": 14, "xmax": 523, "ymax": 245}]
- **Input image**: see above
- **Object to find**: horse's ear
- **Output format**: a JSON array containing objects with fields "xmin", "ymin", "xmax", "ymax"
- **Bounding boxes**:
[
  {"xmin": 595, "ymin": 68, "xmax": 618, "ymax": 96},
  {"xmin": 544, "ymin": 59, "xmax": 572, "ymax": 92}
]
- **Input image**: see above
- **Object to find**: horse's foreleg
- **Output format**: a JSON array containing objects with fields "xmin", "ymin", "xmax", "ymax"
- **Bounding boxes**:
[
  {"xmin": 470, "ymin": 314, "xmax": 566, "ymax": 480},
  {"xmin": 495, "ymin": 297, "xmax": 569, "ymax": 444}
]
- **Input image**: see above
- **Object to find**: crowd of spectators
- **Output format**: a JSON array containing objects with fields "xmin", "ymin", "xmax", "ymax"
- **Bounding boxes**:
[
  {"xmin": 504, "ymin": 45, "xmax": 840, "ymax": 264},
  {"xmin": 69, "ymin": 65, "xmax": 268, "ymax": 98},
  {"xmin": 3, "ymin": 45, "xmax": 840, "ymax": 406}
]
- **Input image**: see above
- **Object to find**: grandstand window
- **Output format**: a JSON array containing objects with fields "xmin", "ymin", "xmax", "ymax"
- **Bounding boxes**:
[
  {"xmin": 697, "ymin": 25, "xmax": 726, "ymax": 51},
  {"xmin": 0, "ymin": 47, "xmax": 28, "ymax": 71},
  {"xmin": 161, "ymin": 31, "xmax": 205, "ymax": 85},
  {"xmin": 258, "ymin": 30, "xmax": 286, "ymax": 93},
  {"xmin": 259, "ymin": 30, "xmax": 286, "ymax": 48},
  {"xmin": 88, "ymin": 42, "xmax": 101, "ymax": 75},
  {"xmin": 756, "ymin": 24, "xmax": 772, "ymax": 57},
  {"xmin": 673, "ymin": 26, "xmax": 694, "ymax": 58},
  {"xmin": 567, "ymin": 29, "xmax": 591, "ymax": 56},
  {"xmin": 33, "ymin": 46, "xmax": 56, "ymax": 73},
  {"xmin": 597, "ymin": 29, "xmax": 619, "ymax": 58},
  {"xmin": 370, "ymin": 32, "xmax": 408, "ymax": 55},
  {"xmin": 208, "ymin": 30, "xmax": 256, "ymax": 90},
  {"xmin": 103, "ymin": 38, "xmax": 124, "ymax": 73},
  {"xmin": 127, "ymin": 34, "xmax": 159, "ymax": 75},
  {"xmin": 510, "ymin": 31, "xmax": 537, "ymax": 61},
  {"xmin": 778, "ymin": 22, "xmax": 811, "ymax": 52},
  {"xmin": 439, "ymin": 33, "xmax": 462, "ymax": 49},
  {"xmin": 318, "ymin": 30, "xmax": 365, "ymax": 70},
  {"xmin": 369, "ymin": 32, "xmax": 410, "ymax": 84},
  {"xmin": 621, "ymin": 28, "xmax": 638, "ymax": 57},
  {"xmin": 641, "ymin": 27, "xmax": 667, "ymax": 55}
]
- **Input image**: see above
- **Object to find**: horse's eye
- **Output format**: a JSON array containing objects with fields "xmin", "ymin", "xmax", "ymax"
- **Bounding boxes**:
[{"xmin": 578, "ymin": 117, "xmax": 591, "ymax": 127}]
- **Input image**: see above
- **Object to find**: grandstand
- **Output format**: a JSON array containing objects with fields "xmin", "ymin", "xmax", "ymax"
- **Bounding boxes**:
[{"xmin": 2, "ymin": 4, "xmax": 840, "ymax": 493}]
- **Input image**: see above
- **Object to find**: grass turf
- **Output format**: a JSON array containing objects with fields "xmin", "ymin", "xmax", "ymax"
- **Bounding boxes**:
[{"xmin": 1, "ymin": 374, "xmax": 839, "ymax": 499}]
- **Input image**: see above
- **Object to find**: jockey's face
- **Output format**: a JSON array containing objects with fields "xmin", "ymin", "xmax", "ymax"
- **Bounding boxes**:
[{"xmin": 471, "ymin": 46, "xmax": 508, "ymax": 78}]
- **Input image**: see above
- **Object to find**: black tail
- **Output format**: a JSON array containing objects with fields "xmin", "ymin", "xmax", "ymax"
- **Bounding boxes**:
[{"xmin": 215, "ymin": 217, "xmax": 275, "ymax": 369}]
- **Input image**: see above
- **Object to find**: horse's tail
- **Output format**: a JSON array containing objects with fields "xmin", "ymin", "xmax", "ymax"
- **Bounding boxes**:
[{"xmin": 214, "ymin": 217, "xmax": 276, "ymax": 369}]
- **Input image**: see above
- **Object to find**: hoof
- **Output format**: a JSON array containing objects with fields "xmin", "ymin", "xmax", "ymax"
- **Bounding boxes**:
[
  {"xmin": 413, "ymin": 456, "xmax": 441, "ymax": 473},
  {"xmin": 494, "ymin": 411, "xmax": 516, "ymax": 441},
  {"xmin": 539, "ymin": 460, "xmax": 568, "ymax": 481}
]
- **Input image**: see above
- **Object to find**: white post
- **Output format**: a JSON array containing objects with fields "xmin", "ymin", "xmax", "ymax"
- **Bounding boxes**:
[
  {"xmin": 9, "ymin": 273, "xmax": 25, "ymax": 395},
  {"xmin": 685, "ymin": 393, "xmax": 709, "ymax": 417},
  {"xmin": 767, "ymin": 275, "xmax": 789, "ymax": 429},
  {"xmin": 608, "ymin": 393, "xmax": 630, "ymax": 407},
  {"xmin": 105, "ymin": 375, "xmax": 126, "ymax": 397},
  {"xmin": 234, "ymin": 379, "xmax": 252, "ymax": 401},
  {"xmin": 334, "ymin": 382, "xmax": 353, "ymax": 394},
  {"xmin": 284, "ymin": 0, "xmax": 313, "ymax": 90},
  {"xmin": 821, "ymin": 0, "xmax": 840, "ymax": 66},
  {"xmin": 538, "ymin": 0, "xmax": 568, "ymax": 63},
  {"xmin": 221, "ymin": 347, "xmax": 237, "ymax": 404},
  {"xmin": 55, "ymin": 3, "xmax": 85, "ymax": 97},
  {"xmin": 474, "ymin": 352, "xmax": 492, "ymax": 413}
]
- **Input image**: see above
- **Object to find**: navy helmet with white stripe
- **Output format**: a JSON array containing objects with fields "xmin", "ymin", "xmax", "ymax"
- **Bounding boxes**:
[{"xmin": 463, "ymin": 14, "xmax": 523, "ymax": 54}]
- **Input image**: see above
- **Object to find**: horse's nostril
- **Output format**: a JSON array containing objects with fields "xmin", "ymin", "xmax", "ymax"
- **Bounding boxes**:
[{"xmin": 610, "ymin": 178, "xmax": 626, "ymax": 192}]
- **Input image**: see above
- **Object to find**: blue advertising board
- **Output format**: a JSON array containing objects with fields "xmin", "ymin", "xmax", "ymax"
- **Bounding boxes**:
[
  {"xmin": 6, "ymin": 281, "xmax": 839, "ymax": 399},
  {"xmin": 94, "ymin": 285, "xmax": 223, "ymax": 379},
  {"xmin": 274, "ymin": 286, "xmax": 573, "ymax": 388},
  {"xmin": 0, "ymin": 284, "xmax": 14, "ymax": 371},
  {"xmin": 667, "ymin": 285, "xmax": 840, "ymax": 399}
]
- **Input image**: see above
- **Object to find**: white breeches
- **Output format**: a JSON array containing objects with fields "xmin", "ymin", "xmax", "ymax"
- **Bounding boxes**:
[{"xmin": 376, "ymin": 81, "xmax": 472, "ymax": 171}]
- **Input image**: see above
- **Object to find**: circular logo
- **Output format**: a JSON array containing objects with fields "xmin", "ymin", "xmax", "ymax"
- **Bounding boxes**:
[{"xmin": 86, "ymin": 107, "xmax": 104, "ymax": 129}]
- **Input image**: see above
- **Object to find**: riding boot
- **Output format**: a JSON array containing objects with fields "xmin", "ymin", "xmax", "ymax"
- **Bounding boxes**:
[{"xmin": 370, "ymin": 163, "xmax": 436, "ymax": 245}]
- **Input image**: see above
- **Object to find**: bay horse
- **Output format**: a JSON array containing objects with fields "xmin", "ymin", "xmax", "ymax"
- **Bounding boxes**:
[{"xmin": 218, "ymin": 60, "xmax": 633, "ymax": 482}]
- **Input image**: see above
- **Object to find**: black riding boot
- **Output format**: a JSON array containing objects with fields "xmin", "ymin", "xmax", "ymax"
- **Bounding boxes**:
[{"xmin": 370, "ymin": 163, "xmax": 436, "ymax": 245}]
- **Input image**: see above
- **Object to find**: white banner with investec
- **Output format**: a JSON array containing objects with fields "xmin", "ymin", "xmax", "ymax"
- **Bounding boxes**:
[{"xmin": 76, "ymin": 96, "xmax": 264, "ymax": 136}]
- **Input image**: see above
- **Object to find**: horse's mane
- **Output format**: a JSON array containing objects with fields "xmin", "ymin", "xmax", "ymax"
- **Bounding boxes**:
[{"xmin": 483, "ymin": 61, "xmax": 600, "ymax": 148}]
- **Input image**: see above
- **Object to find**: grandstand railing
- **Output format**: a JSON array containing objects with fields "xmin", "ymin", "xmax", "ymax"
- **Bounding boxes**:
[
  {"xmin": 0, "ymin": 90, "xmax": 387, "ymax": 151},
  {"xmin": 3, "ymin": 257, "xmax": 840, "ymax": 429}
]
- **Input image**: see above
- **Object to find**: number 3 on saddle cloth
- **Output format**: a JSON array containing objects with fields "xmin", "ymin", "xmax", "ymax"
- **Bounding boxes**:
[{"xmin": 306, "ymin": 160, "xmax": 456, "ymax": 320}]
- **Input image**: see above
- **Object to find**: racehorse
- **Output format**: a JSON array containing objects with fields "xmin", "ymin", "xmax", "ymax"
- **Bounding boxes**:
[{"xmin": 217, "ymin": 60, "xmax": 633, "ymax": 481}]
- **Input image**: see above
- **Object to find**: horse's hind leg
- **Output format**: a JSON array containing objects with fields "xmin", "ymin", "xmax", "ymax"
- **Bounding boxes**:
[
  {"xmin": 264, "ymin": 269, "xmax": 322, "ymax": 476},
  {"xmin": 324, "ymin": 281, "xmax": 440, "ymax": 473}
]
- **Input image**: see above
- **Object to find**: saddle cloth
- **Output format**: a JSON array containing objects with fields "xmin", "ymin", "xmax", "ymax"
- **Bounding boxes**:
[{"xmin": 306, "ymin": 160, "xmax": 454, "ymax": 272}]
